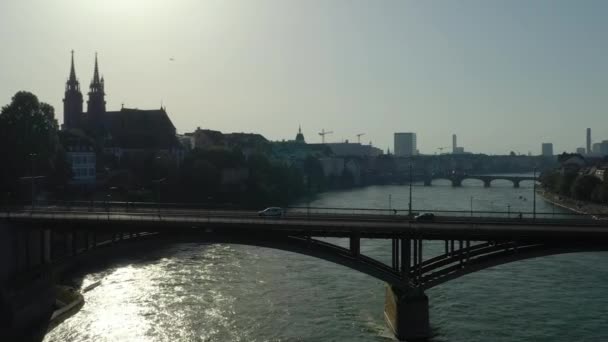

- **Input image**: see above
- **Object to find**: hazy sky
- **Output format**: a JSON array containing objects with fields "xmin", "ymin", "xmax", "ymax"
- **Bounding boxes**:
[{"xmin": 1, "ymin": 0, "xmax": 607, "ymax": 155}]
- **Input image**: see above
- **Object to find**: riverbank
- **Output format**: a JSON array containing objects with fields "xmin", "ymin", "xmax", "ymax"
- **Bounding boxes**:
[
  {"xmin": 538, "ymin": 189, "xmax": 608, "ymax": 218},
  {"xmin": 46, "ymin": 286, "xmax": 84, "ymax": 332}
]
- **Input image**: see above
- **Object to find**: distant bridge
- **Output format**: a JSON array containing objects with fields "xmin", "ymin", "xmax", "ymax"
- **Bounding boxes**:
[
  {"xmin": 424, "ymin": 174, "xmax": 537, "ymax": 188},
  {"xmin": 1, "ymin": 205, "xmax": 605, "ymax": 341}
]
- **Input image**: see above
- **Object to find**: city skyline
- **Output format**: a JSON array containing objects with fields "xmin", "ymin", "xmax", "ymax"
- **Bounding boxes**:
[{"xmin": 2, "ymin": 0, "xmax": 607, "ymax": 155}]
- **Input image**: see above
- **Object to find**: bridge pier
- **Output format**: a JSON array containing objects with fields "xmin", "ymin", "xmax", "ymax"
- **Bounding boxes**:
[
  {"xmin": 384, "ymin": 285, "xmax": 430, "ymax": 341},
  {"xmin": 483, "ymin": 180, "xmax": 491, "ymax": 188},
  {"xmin": 513, "ymin": 181, "xmax": 520, "ymax": 188}
]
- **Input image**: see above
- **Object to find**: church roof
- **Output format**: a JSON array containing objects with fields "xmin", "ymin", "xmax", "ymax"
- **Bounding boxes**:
[{"xmin": 103, "ymin": 108, "xmax": 179, "ymax": 149}]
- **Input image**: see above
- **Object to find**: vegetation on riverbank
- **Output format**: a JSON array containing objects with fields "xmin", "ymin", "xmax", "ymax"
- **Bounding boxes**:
[{"xmin": 540, "ymin": 169, "xmax": 608, "ymax": 204}]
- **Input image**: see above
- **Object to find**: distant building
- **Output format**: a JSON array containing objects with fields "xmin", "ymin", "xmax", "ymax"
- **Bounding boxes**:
[
  {"xmin": 576, "ymin": 147, "xmax": 586, "ymax": 155},
  {"xmin": 541, "ymin": 143, "xmax": 553, "ymax": 157},
  {"xmin": 587, "ymin": 128, "xmax": 591, "ymax": 155},
  {"xmin": 593, "ymin": 142, "xmax": 602, "ymax": 155},
  {"xmin": 394, "ymin": 133, "xmax": 417, "ymax": 157},
  {"xmin": 325, "ymin": 141, "xmax": 383, "ymax": 157},
  {"xmin": 453, "ymin": 147, "xmax": 465, "ymax": 154},
  {"xmin": 452, "ymin": 134, "xmax": 457, "ymax": 153},
  {"xmin": 601, "ymin": 141, "xmax": 608, "ymax": 156},
  {"xmin": 295, "ymin": 125, "xmax": 306, "ymax": 144},
  {"xmin": 186, "ymin": 127, "xmax": 225, "ymax": 149},
  {"xmin": 59, "ymin": 131, "xmax": 96, "ymax": 186}
]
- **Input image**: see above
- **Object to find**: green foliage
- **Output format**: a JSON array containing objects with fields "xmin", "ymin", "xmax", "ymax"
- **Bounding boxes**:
[
  {"xmin": 557, "ymin": 171, "xmax": 577, "ymax": 196},
  {"xmin": 570, "ymin": 175, "xmax": 601, "ymax": 201},
  {"xmin": 0, "ymin": 91, "xmax": 66, "ymax": 197},
  {"xmin": 303, "ymin": 156, "xmax": 326, "ymax": 192},
  {"xmin": 539, "ymin": 170, "xmax": 560, "ymax": 192},
  {"xmin": 591, "ymin": 182, "xmax": 608, "ymax": 203}
]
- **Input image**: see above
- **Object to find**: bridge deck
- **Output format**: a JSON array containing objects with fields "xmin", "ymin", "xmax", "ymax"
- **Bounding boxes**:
[{"xmin": 4, "ymin": 208, "xmax": 608, "ymax": 243}]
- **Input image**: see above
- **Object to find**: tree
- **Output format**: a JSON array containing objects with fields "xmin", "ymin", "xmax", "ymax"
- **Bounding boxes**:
[
  {"xmin": 0, "ymin": 92, "xmax": 64, "ymax": 197},
  {"xmin": 557, "ymin": 171, "xmax": 578, "ymax": 196},
  {"xmin": 570, "ymin": 175, "xmax": 601, "ymax": 201}
]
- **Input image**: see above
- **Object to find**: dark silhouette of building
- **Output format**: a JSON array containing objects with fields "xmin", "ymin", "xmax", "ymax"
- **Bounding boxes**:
[
  {"xmin": 295, "ymin": 125, "xmax": 306, "ymax": 144},
  {"xmin": 63, "ymin": 51, "xmax": 83, "ymax": 130},
  {"xmin": 62, "ymin": 51, "xmax": 179, "ymax": 153}
]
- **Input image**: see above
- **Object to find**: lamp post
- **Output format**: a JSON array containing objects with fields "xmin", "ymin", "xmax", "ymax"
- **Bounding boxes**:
[
  {"xmin": 470, "ymin": 196, "xmax": 473, "ymax": 217},
  {"xmin": 388, "ymin": 194, "xmax": 392, "ymax": 213},
  {"xmin": 507, "ymin": 204, "xmax": 511, "ymax": 218},
  {"xmin": 533, "ymin": 167, "xmax": 537, "ymax": 220},
  {"xmin": 30, "ymin": 153, "xmax": 37, "ymax": 209},
  {"xmin": 409, "ymin": 163, "xmax": 413, "ymax": 217}
]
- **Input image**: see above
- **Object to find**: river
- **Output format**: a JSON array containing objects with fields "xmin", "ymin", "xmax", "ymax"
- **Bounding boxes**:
[{"xmin": 43, "ymin": 178, "xmax": 608, "ymax": 341}]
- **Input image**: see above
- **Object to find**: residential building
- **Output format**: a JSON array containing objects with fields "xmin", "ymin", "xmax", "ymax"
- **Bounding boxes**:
[{"xmin": 59, "ymin": 131, "xmax": 96, "ymax": 186}]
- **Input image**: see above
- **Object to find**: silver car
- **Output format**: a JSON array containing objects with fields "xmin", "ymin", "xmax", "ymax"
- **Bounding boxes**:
[{"xmin": 258, "ymin": 207, "xmax": 284, "ymax": 217}]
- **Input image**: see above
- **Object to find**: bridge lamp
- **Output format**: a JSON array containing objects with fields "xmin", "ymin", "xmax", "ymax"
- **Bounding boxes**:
[{"xmin": 533, "ymin": 167, "xmax": 537, "ymax": 220}]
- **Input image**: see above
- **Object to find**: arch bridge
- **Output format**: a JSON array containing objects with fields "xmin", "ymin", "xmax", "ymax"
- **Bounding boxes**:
[
  {"xmin": 1, "ymin": 207, "xmax": 606, "ymax": 341},
  {"xmin": 424, "ymin": 174, "xmax": 537, "ymax": 188}
]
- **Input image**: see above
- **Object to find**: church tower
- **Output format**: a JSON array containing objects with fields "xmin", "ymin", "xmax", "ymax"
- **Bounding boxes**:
[
  {"xmin": 62, "ymin": 50, "xmax": 83, "ymax": 130},
  {"xmin": 87, "ymin": 53, "xmax": 106, "ymax": 131}
]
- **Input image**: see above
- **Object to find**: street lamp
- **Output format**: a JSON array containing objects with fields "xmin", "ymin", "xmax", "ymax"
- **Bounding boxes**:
[
  {"xmin": 409, "ymin": 163, "xmax": 413, "ymax": 217},
  {"xmin": 152, "ymin": 178, "xmax": 166, "ymax": 217},
  {"xmin": 30, "ymin": 153, "xmax": 37, "ymax": 209},
  {"xmin": 470, "ymin": 196, "xmax": 473, "ymax": 217},
  {"xmin": 20, "ymin": 153, "xmax": 45, "ymax": 210},
  {"xmin": 533, "ymin": 167, "xmax": 537, "ymax": 220}
]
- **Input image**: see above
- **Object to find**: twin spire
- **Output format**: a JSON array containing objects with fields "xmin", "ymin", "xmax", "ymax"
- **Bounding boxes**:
[
  {"xmin": 91, "ymin": 52, "xmax": 103, "ymax": 85},
  {"xmin": 67, "ymin": 50, "xmax": 104, "ymax": 93}
]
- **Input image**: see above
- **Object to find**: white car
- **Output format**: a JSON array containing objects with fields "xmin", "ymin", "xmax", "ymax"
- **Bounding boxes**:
[{"xmin": 258, "ymin": 207, "xmax": 284, "ymax": 217}]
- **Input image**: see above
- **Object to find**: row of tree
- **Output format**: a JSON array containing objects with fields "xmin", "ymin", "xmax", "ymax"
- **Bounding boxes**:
[
  {"xmin": 540, "ymin": 169, "xmax": 608, "ymax": 203},
  {"xmin": 0, "ymin": 92, "xmax": 71, "ymax": 203}
]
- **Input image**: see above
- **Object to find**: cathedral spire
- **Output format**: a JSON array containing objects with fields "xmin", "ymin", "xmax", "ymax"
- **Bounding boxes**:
[
  {"xmin": 69, "ymin": 50, "xmax": 77, "ymax": 82},
  {"xmin": 92, "ymin": 52, "xmax": 100, "ymax": 84},
  {"xmin": 87, "ymin": 52, "xmax": 106, "ymax": 127},
  {"xmin": 63, "ymin": 50, "xmax": 83, "ymax": 130}
]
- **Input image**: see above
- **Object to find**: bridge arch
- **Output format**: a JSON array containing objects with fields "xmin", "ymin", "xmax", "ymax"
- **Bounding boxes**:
[
  {"xmin": 95, "ymin": 232, "xmax": 407, "ymax": 288},
  {"xmin": 428, "ymin": 178, "xmax": 454, "ymax": 186},
  {"xmin": 419, "ymin": 243, "xmax": 608, "ymax": 290},
  {"xmin": 460, "ymin": 178, "xmax": 485, "ymax": 187}
]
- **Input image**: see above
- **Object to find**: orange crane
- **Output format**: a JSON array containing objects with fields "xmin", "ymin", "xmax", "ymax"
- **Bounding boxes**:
[
  {"xmin": 319, "ymin": 129, "xmax": 334, "ymax": 143},
  {"xmin": 356, "ymin": 133, "xmax": 365, "ymax": 144}
]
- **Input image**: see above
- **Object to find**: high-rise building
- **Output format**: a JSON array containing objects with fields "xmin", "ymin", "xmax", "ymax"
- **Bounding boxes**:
[
  {"xmin": 600, "ymin": 141, "xmax": 608, "ymax": 156},
  {"xmin": 394, "ymin": 133, "xmax": 417, "ymax": 156},
  {"xmin": 452, "ymin": 134, "xmax": 457, "ymax": 153},
  {"xmin": 541, "ymin": 143, "xmax": 553, "ymax": 157},
  {"xmin": 587, "ymin": 128, "xmax": 591, "ymax": 155},
  {"xmin": 593, "ymin": 143, "xmax": 602, "ymax": 155}
]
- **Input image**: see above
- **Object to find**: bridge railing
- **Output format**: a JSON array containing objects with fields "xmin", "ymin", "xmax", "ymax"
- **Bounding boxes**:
[
  {"xmin": 2, "ymin": 201, "xmax": 607, "ymax": 222},
  {"xmin": 286, "ymin": 205, "xmax": 604, "ymax": 221}
]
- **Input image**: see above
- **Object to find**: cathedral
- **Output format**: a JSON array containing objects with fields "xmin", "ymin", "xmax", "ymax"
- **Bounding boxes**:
[{"xmin": 62, "ymin": 51, "xmax": 179, "ymax": 151}]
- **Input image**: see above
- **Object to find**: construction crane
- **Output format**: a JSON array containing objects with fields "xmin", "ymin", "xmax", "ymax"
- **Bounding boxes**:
[
  {"xmin": 356, "ymin": 133, "xmax": 365, "ymax": 144},
  {"xmin": 319, "ymin": 129, "xmax": 334, "ymax": 144},
  {"xmin": 437, "ymin": 146, "xmax": 449, "ymax": 154}
]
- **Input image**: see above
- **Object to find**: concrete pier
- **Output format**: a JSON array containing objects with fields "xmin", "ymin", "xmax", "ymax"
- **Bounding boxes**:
[{"xmin": 384, "ymin": 284, "xmax": 430, "ymax": 341}]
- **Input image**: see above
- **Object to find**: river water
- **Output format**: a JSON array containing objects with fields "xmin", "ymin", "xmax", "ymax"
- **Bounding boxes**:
[{"xmin": 44, "ymin": 178, "xmax": 608, "ymax": 342}]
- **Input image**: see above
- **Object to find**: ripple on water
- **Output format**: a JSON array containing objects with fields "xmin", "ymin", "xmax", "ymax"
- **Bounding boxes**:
[{"xmin": 45, "ymin": 184, "xmax": 608, "ymax": 342}]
